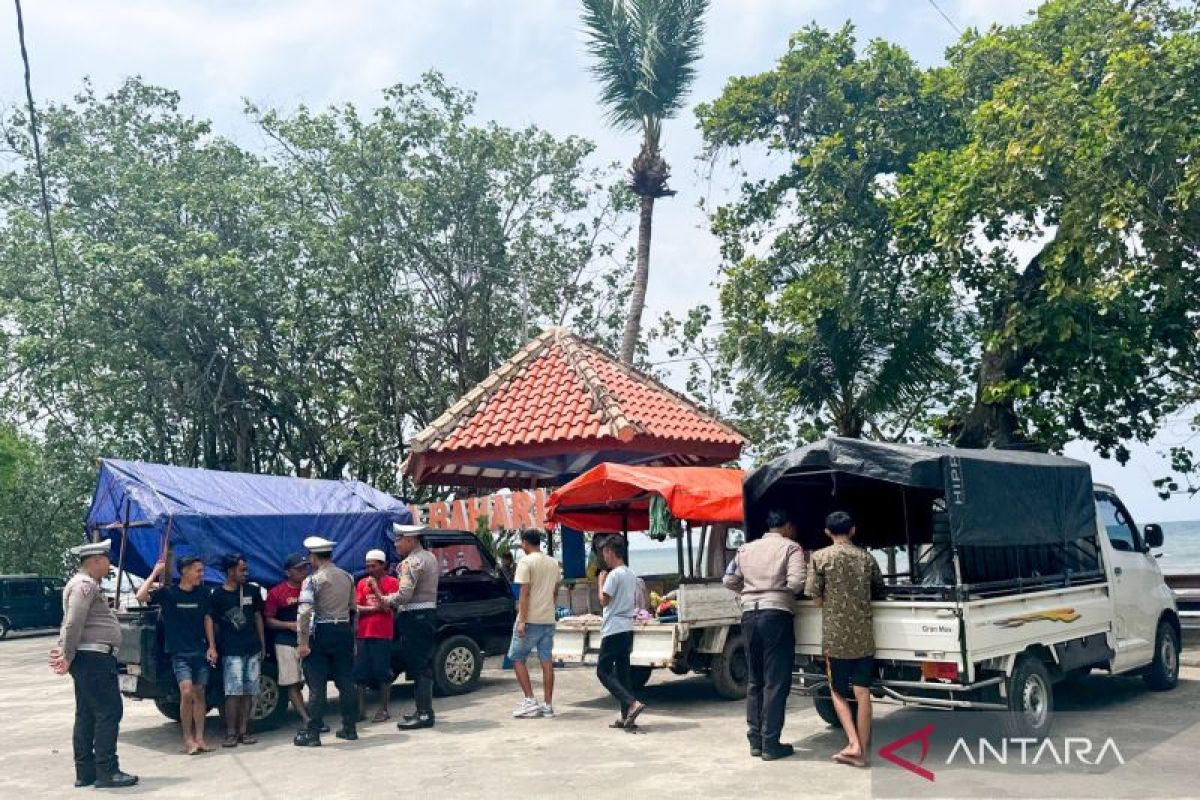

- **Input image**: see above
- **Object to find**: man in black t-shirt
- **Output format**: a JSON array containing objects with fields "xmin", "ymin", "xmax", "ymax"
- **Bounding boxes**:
[
  {"xmin": 209, "ymin": 554, "xmax": 266, "ymax": 747},
  {"xmin": 136, "ymin": 555, "xmax": 217, "ymax": 755}
]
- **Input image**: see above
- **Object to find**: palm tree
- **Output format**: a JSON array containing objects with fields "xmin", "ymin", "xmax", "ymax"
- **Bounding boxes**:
[
  {"xmin": 580, "ymin": 0, "xmax": 709, "ymax": 363},
  {"xmin": 738, "ymin": 265, "xmax": 955, "ymax": 440}
]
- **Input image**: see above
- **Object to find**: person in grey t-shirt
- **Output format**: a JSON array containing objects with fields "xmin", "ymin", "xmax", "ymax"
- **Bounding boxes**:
[{"xmin": 596, "ymin": 538, "xmax": 646, "ymax": 729}]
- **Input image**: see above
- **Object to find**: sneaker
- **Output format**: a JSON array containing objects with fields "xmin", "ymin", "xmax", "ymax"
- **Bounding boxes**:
[
  {"xmin": 539, "ymin": 703, "xmax": 554, "ymax": 719},
  {"xmin": 512, "ymin": 697, "xmax": 542, "ymax": 719}
]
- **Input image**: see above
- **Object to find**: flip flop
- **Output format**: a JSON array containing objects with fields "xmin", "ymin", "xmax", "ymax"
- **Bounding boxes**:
[
  {"xmin": 373, "ymin": 710, "xmax": 391, "ymax": 723},
  {"xmin": 623, "ymin": 702, "xmax": 646, "ymax": 729},
  {"xmin": 222, "ymin": 734, "xmax": 239, "ymax": 748},
  {"xmin": 238, "ymin": 733, "xmax": 258, "ymax": 745},
  {"xmin": 608, "ymin": 719, "xmax": 627, "ymax": 729}
]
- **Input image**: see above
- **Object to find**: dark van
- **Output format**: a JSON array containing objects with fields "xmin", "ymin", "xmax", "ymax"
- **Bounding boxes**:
[{"xmin": 0, "ymin": 575, "xmax": 65, "ymax": 639}]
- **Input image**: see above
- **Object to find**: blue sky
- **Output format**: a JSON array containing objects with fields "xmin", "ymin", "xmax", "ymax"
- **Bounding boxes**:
[{"xmin": 1, "ymin": 1, "xmax": 1195, "ymax": 522}]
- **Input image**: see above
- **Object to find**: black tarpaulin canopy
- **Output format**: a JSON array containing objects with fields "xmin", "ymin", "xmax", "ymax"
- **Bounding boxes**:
[{"xmin": 743, "ymin": 438, "xmax": 1097, "ymax": 550}]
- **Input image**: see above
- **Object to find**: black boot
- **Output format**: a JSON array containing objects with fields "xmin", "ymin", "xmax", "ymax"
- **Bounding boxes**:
[
  {"xmin": 760, "ymin": 742, "xmax": 795, "ymax": 761},
  {"xmin": 94, "ymin": 770, "xmax": 138, "ymax": 789},
  {"xmin": 748, "ymin": 736, "xmax": 763, "ymax": 758},
  {"xmin": 73, "ymin": 775, "xmax": 95, "ymax": 789},
  {"xmin": 293, "ymin": 728, "xmax": 322, "ymax": 747},
  {"xmin": 335, "ymin": 726, "xmax": 358, "ymax": 741},
  {"xmin": 396, "ymin": 712, "xmax": 435, "ymax": 730}
]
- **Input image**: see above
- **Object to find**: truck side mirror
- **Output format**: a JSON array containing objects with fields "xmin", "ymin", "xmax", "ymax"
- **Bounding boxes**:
[{"xmin": 1143, "ymin": 523, "xmax": 1164, "ymax": 549}]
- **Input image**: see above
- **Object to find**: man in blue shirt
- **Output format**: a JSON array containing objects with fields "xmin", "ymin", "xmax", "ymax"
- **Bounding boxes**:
[{"xmin": 596, "ymin": 538, "xmax": 646, "ymax": 730}]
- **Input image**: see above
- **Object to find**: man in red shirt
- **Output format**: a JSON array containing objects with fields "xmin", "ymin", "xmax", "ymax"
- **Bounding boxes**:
[
  {"xmin": 265, "ymin": 554, "xmax": 311, "ymax": 728},
  {"xmin": 354, "ymin": 549, "xmax": 399, "ymax": 723}
]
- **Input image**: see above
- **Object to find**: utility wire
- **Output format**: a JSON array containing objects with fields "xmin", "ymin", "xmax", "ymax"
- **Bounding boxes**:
[
  {"xmin": 13, "ymin": 0, "xmax": 88, "ymax": 421},
  {"xmin": 925, "ymin": 0, "xmax": 964, "ymax": 35}
]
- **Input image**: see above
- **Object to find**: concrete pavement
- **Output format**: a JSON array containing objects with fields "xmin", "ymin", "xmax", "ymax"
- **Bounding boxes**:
[{"xmin": 1, "ymin": 632, "xmax": 1197, "ymax": 799}]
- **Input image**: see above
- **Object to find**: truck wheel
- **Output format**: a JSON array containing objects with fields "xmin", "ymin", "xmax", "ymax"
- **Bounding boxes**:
[
  {"xmin": 154, "ymin": 698, "xmax": 182, "ymax": 722},
  {"xmin": 710, "ymin": 632, "xmax": 747, "ymax": 700},
  {"xmin": 249, "ymin": 667, "xmax": 290, "ymax": 731},
  {"xmin": 629, "ymin": 666, "xmax": 652, "ymax": 691},
  {"xmin": 0, "ymin": 617, "xmax": 9, "ymax": 640},
  {"xmin": 1004, "ymin": 656, "xmax": 1054, "ymax": 739},
  {"xmin": 433, "ymin": 635, "xmax": 482, "ymax": 696},
  {"xmin": 1143, "ymin": 620, "xmax": 1180, "ymax": 691},
  {"xmin": 812, "ymin": 685, "xmax": 856, "ymax": 727}
]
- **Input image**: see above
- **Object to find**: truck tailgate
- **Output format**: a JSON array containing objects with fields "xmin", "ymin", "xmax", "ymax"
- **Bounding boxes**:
[
  {"xmin": 554, "ymin": 619, "xmax": 680, "ymax": 668},
  {"xmin": 795, "ymin": 599, "xmax": 962, "ymax": 663}
]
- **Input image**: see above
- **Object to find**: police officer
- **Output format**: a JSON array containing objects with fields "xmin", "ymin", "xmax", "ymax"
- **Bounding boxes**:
[
  {"xmin": 293, "ymin": 536, "xmax": 358, "ymax": 747},
  {"xmin": 378, "ymin": 524, "xmax": 439, "ymax": 730},
  {"xmin": 48, "ymin": 541, "xmax": 138, "ymax": 788},
  {"xmin": 723, "ymin": 508, "xmax": 806, "ymax": 761}
]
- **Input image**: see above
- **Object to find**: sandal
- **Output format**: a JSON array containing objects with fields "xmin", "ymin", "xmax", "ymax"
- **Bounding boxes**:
[
  {"xmin": 372, "ymin": 709, "xmax": 391, "ymax": 724},
  {"xmin": 623, "ymin": 702, "xmax": 646, "ymax": 729},
  {"xmin": 221, "ymin": 734, "xmax": 239, "ymax": 748},
  {"xmin": 608, "ymin": 719, "xmax": 627, "ymax": 729},
  {"xmin": 238, "ymin": 733, "xmax": 258, "ymax": 745}
]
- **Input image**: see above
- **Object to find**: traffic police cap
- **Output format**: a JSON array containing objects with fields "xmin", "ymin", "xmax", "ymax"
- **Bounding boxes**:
[
  {"xmin": 303, "ymin": 535, "xmax": 336, "ymax": 554},
  {"xmin": 390, "ymin": 523, "xmax": 426, "ymax": 540},
  {"xmin": 70, "ymin": 540, "xmax": 113, "ymax": 560},
  {"xmin": 365, "ymin": 549, "xmax": 387, "ymax": 564}
]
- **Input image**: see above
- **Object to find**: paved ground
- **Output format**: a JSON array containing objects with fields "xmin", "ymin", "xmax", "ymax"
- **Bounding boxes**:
[{"xmin": 2, "ymin": 631, "xmax": 1198, "ymax": 799}]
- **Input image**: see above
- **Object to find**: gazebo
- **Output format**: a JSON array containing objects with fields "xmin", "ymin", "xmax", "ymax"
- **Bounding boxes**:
[{"xmin": 404, "ymin": 328, "xmax": 745, "ymax": 489}]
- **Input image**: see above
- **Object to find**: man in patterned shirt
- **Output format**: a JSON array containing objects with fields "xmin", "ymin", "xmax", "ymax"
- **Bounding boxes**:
[{"xmin": 805, "ymin": 510, "xmax": 884, "ymax": 768}]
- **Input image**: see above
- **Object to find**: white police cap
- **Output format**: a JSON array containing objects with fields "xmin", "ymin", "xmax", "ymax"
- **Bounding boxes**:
[
  {"xmin": 303, "ymin": 535, "xmax": 336, "ymax": 554},
  {"xmin": 390, "ymin": 523, "xmax": 426, "ymax": 540},
  {"xmin": 70, "ymin": 540, "xmax": 113, "ymax": 560}
]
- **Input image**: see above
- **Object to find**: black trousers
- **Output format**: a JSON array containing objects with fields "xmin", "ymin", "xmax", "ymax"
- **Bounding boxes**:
[
  {"xmin": 303, "ymin": 623, "xmax": 357, "ymax": 731},
  {"xmin": 743, "ymin": 609, "xmax": 795, "ymax": 747},
  {"xmin": 397, "ymin": 610, "xmax": 436, "ymax": 715},
  {"xmin": 70, "ymin": 651, "xmax": 123, "ymax": 779},
  {"xmin": 596, "ymin": 631, "xmax": 636, "ymax": 716}
]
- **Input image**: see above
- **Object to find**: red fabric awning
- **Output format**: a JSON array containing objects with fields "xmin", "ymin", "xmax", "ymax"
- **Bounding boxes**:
[{"xmin": 546, "ymin": 463, "xmax": 745, "ymax": 532}]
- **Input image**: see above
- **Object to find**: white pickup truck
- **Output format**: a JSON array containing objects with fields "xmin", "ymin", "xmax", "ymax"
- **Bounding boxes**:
[{"xmin": 746, "ymin": 438, "xmax": 1181, "ymax": 737}]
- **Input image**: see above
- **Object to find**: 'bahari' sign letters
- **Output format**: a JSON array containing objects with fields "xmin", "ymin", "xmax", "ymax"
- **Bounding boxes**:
[{"xmin": 409, "ymin": 490, "xmax": 549, "ymax": 531}]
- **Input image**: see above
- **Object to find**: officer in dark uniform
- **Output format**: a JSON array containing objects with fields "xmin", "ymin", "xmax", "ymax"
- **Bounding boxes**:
[
  {"xmin": 293, "ymin": 536, "xmax": 358, "ymax": 747},
  {"xmin": 377, "ymin": 524, "xmax": 440, "ymax": 730},
  {"xmin": 49, "ymin": 540, "xmax": 138, "ymax": 789}
]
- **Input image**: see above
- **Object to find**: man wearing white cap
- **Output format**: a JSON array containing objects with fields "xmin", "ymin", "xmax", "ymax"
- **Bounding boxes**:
[
  {"xmin": 374, "ymin": 524, "xmax": 439, "ymax": 730},
  {"xmin": 293, "ymin": 536, "xmax": 358, "ymax": 747},
  {"xmin": 49, "ymin": 540, "xmax": 138, "ymax": 789},
  {"xmin": 354, "ymin": 549, "xmax": 399, "ymax": 723}
]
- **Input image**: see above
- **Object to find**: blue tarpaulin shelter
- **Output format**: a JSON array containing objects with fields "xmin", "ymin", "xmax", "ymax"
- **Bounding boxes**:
[{"xmin": 86, "ymin": 459, "xmax": 413, "ymax": 585}]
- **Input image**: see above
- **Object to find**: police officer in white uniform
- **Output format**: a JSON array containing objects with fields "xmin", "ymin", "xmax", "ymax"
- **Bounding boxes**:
[{"xmin": 49, "ymin": 541, "xmax": 138, "ymax": 789}]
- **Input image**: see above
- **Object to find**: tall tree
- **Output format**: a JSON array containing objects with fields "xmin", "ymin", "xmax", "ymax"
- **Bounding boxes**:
[
  {"xmin": 696, "ymin": 26, "xmax": 969, "ymax": 442},
  {"xmin": 0, "ymin": 75, "xmax": 631, "ymax": 504},
  {"xmin": 896, "ymin": 0, "xmax": 1199, "ymax": 456},
  {"xmin": 697, "ymin": 2, "xmax": 1199, "ymax": 471},
  {"xmin": 580, "ymin": 0, "xmax": 709, "ymax": 363}
]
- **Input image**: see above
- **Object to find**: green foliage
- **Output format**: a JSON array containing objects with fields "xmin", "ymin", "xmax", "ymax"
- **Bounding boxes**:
[
  {"xmin": 0, "ymin": 75, "xmax": 632, "ymax": 515},
  {"xmin": 895, "ymin": 0, "xmax": 1200, "ymax": 453},
  {"xmin": 580, "ymin": 0, "xmax": 709, "ymax": 135},
  {"xmin": 696, "ymin": 25, "xmax": 970, "ymax": 442},
  {"xmin": 0, "ymin": 425, "xmax": 92, "ymax": 577},
  {"xmin": 696, "ymin": 1, "xmax": 1199, "ymax": 469}
]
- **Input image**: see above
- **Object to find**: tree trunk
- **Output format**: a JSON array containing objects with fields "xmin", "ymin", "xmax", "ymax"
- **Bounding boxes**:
[
  {"xmin": 955, "ymin": 250, "xmax": 1047, "ymax": 449},
  {"xmin": 620, "ymin": 194, "xmax": 655, "ymax": 364}
]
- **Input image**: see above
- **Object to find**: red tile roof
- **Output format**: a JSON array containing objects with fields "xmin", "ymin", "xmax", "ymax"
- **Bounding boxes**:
[{"xmin": 405, "ymin": 328, "xmax": 745, "ymax": 488}]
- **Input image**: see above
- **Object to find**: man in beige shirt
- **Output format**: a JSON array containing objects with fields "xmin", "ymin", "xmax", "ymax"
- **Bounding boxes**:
[
  {"xmin": 724, "ymin": 508, "xmax": 806, "ymax": 761},
  {"xmin": 508, "ymin": 530, "xmax": 562, "ymax": 719}
]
